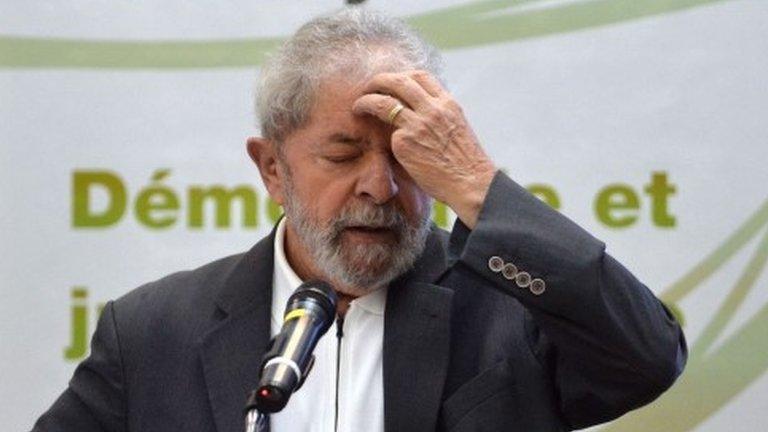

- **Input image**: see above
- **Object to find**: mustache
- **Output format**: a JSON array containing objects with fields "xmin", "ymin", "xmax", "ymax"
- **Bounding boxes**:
[{"xmin": 330, "ymin": 203, "xmax": 408, "ymax": 233}]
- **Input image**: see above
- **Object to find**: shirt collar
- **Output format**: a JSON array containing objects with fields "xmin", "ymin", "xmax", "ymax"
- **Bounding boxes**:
[{"xmin": 352, "ymin": 285, "xmax": 386, "ymax": 316}]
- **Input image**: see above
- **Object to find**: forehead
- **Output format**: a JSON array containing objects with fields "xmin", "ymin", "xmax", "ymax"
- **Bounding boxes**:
[
  {"xmin": 287, "ymin": 77, "xmax": 391, "ymax": 147},
  {"xmin": 312, "ymin": 78, "xmax": 364, "ymax": 121}
]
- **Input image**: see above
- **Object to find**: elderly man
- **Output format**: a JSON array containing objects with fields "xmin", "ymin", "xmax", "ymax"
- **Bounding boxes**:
[{"xmin": 33, "ymin": 8, "xmax": 686, "ymax": 432}]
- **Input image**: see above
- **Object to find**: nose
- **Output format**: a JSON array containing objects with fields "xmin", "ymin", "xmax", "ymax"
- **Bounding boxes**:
[{"xmin": 355, "ymin": 152, "xmax": 399, "ymax": 205}]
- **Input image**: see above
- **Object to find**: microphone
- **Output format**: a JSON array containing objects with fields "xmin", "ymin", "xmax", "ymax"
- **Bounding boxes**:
[{"xmin": 246, "ymin": 280, "xmax": 338, "ymax": 414}]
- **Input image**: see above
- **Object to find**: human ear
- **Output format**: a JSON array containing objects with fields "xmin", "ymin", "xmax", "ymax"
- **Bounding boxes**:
[{"xmin": 246, "ymin": 136, "xmax": 285, "ymax": 206}]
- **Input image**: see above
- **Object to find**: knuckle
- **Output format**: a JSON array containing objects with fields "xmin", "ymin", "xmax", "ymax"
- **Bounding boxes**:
[
  {"xmin": 371, "ymin": 73, "xmax": 390, "ymax": 89},
  {"xmin": 413, "ymin": 123, "xmax": 430, "ymax": 139},
  {"xmin": 392, "ymin": 74, "xmax": 408, "ymax": 86},
  {"xmin": 425, "ymin": 107, "xmax": 444, "ymax": 124},
  {"xmin": 392, "ymin": 129, "xmax": 406, "ymax": 142},
  {"xmin": 376, "ymin": 98, "xmax": 390, "ymax": 111},
  {"xmin": 442, "ymin": 98, "xmax": 461, "ymax": 112},
  {"xmin": 391, "ymin": 133, "xmax": 409, "ymax": 153}
]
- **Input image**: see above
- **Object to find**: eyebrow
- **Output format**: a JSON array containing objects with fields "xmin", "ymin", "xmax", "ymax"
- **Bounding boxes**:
[{"xmin": 325, "ymin": 133, "xmax": 366, "ymax": 147}]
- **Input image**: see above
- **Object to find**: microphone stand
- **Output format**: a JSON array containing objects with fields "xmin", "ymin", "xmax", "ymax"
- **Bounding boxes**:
[
  {"xmin": 244, "ymin": 387, "xmax": 270, "ymax": 432},
  {"xmin": 244, "ymin": 396, "xmax": 270, "ymax": 432}
]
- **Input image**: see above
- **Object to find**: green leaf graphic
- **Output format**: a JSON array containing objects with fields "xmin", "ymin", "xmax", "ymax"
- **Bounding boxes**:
[
  {"xmin": 0, "ymin": 0, "xmax": 733, "ymax": 69},
  {"xmin": 603, "ymin": 198, "xmax": 768, "ymax": 431}
]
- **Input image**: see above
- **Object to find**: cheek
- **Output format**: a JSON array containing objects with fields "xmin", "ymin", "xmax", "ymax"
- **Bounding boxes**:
[{"xmin": 294, "ymin": 176, "xmax": 354, "ymax": 220}]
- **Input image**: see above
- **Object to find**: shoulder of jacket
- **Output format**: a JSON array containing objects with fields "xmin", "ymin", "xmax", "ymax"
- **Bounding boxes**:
[{"xmin": 110, "ymin": 252, "xmax": 247, "ymax": 324}]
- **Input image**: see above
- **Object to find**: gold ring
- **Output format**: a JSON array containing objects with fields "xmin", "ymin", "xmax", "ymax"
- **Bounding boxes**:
[{"xmin": 387, "ymin": 103, "xmax": 405, "ymax": 124}]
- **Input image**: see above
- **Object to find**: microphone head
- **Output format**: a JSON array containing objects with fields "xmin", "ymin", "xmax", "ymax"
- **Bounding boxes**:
[
  {"xmin": 249, "ymin": 281, "xmax": 338, "ymax": 414},
  {"xmin": 285, "ymin": 280, "xmax": 338, "ymax": 331}
]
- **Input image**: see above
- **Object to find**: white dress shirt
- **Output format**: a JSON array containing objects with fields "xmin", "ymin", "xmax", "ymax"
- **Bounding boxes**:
[{"xmin": 269, "ymin": 218, "xmax": 386, "ymax": 432}]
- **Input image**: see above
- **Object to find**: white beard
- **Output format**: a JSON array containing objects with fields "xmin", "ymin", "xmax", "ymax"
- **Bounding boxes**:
[{"xmin": 282, "ymin": 183, "xmax": 431, "ymax": 296}]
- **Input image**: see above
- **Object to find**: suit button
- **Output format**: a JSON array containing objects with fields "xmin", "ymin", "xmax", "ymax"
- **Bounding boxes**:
[
  {"xmin": 515, "ymin": 271, "xmax": 531, "ymax": 288},
  {"xmin": 502, "ymin": 263, "xmax": 518, "ymax": 280},
  {"xmin": 529, "ymin": 278, "xmax": 546, "ymax": 295},
  {"xmin": 488, "ymin": 256, "xmax": 504, "ymax": 273}
]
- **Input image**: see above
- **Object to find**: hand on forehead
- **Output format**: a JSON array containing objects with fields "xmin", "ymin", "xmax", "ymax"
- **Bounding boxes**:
[
  {"xmin": 351, "ymin": 69, "xmax": 496, "ymax": 230},
  {"xmin": 352, "ymin": 70, "xmax": 447, "ymax": 125}
]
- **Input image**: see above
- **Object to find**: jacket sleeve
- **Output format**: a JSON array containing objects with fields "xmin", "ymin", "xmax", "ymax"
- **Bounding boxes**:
[
  {"xmin": 31, "ymin": 301, "xmax": 127, "ymax": 432},
  {"xmin": 447, "ymin": 171, "xmax": 687, "ymax": 429}
]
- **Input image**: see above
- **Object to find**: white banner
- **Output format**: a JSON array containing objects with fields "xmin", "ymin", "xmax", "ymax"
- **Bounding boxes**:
[{"xmin": 2, "ymin": 1, "xmax": 767, "ymax": 430}]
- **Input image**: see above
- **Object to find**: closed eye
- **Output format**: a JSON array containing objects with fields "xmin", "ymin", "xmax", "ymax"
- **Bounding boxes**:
[{"xmin": 324, "ymin": 154, "xmax": 359, "ymax": 163}]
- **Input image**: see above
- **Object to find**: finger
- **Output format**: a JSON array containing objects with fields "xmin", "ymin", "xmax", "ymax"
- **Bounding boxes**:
[
  {"xmin": 361, "ymin": 72, "xmax": 432, "ymax": 111},
  {"xmin": 408, "ymin": 70, "xmax": 447, "ymax": 98},
  {"xmin": 352, "ymin": 93, "xmax": 414, "ymax": 127}
]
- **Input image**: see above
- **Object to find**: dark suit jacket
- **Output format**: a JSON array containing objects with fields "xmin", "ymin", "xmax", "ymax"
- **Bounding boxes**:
[{"xmin": 33, "ymin": 173, "xmax": 686, "ymax": 432}]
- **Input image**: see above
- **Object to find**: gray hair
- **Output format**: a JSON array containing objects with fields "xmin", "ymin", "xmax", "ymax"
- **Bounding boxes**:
[{"xmin": 255, "ymin": 7, "xmax": 443, "ymax": 143}]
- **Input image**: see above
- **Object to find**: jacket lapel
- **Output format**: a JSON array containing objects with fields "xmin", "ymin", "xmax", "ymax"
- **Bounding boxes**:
[
  {"xmin": 384, "ymin": 229, "xmax": 454, "ymax": 432},
  {"xmin": 197, "ymin": 225, "xmax": 453, "ymax": 432},
  {"xmin": 198, "ymin": 232, "xmax": 275, "ymax": 432}
]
